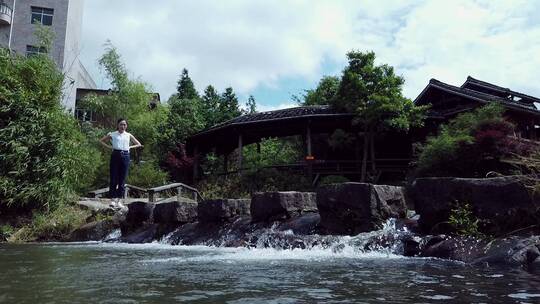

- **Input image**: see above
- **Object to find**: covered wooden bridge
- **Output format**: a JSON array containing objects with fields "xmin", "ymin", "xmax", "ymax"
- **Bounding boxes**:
[{"xmin": 185, "ymin": 105, "xmax": 413, "ymax": 182}]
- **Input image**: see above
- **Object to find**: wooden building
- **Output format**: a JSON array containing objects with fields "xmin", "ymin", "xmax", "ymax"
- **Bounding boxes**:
[
  {"xmin": 415, "ymin": 76, "xmax": 540, "ymax": 140},
  {"xmin": 186, "ymin": 76, "xmax": 540, "ymax": 182}
]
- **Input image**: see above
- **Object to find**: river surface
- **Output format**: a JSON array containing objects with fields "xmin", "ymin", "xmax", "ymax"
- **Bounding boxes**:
[{"xmin": 1, "ymin": 242, "xmax": 540, "ymax": 303}]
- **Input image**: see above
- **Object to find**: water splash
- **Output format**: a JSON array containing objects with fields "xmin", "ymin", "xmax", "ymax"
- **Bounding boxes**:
[
  {"xmin": 158, "ymin": 217, "xmax": 415, "ymax": 260},
  {"xmin": 103, "ymin": 229, "xmax": 121, "ymax": 241}
]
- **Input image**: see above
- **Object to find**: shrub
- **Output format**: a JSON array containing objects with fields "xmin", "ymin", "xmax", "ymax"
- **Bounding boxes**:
[
  {"xmin": 163, "ymin": 144, "xmax": 194, "ymax": 183},
  {"xmin": 197, "ymin": 175, "xmax": 250, "ymax": 200},
  {"xmin": 197, "ymin": 169, "xmax": 311, "ymax": 200},
  {"xmin": 0, "ymin": 224, "xmax": 14, "ymax": 242},
  {"xmin": 415, "ymin": 103, "xmax": 532, "ymax": 177},
  {"xmin": 241, "ymin": 168, "xmax": 311, "ymax": 193},
  {"xmin": 127, "ymin": 161, "xmax": 168, "ymax": 188},
  {"xmin": 448, "ymin": 202, "xmax": 484, "ymax": 237},
  {"xmin": 0, "ymin": 48, "xmax": 100, "ymax": 211},
  {"xmin": 243, "ymin": 137, "xmax": 303, "ymax": 169}
]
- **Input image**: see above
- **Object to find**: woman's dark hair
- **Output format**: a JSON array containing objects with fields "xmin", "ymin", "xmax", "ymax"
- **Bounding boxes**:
[{"xmin": 117, "ymin": 118, "xmax": 127, "ymax": 130}]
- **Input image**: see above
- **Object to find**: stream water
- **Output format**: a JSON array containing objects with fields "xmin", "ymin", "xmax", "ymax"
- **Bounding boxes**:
[{"xmin": 1, "ymin": 240, "xmax": 540, "ymax": 303}]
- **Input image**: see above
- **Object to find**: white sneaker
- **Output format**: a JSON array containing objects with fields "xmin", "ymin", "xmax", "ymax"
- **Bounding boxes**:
[
  {"xmin": 109, "ymin": 198, "xmax": 119, "ymax": 208},
  {"xmin": 117, "ymin": 200, "xmax": 126, "ymax": 209}
]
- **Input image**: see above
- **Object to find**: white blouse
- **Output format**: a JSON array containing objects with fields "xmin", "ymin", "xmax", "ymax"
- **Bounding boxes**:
[{"xmin": 109, "ymin": 131, "xmax": 131, "ymax": 151}]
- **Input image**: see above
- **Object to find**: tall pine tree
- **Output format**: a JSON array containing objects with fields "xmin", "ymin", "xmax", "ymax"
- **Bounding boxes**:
[
  {"xmin": 217, "ymin": 87, "xmax": 242, "ymax": 123},
  {"xmin": 176, "ymin": 68, "xmax": 199, "ymax": 100},
  {"xmin": 201, "ymin": 85, "xmax": 221, "ymax": 128}
]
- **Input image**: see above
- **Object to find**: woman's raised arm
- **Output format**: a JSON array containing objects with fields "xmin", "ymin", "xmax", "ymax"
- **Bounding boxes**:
[
  {"xmin": 129, "ymin": 134, "xmax": 143, "ymax": 149},
  {"xmin": 99, "ymin": 134, "xmax": 113, "ymax": 149}
]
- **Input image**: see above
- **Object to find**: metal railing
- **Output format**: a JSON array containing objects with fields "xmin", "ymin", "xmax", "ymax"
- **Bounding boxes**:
[
  {"xmin": 0, "ymin": 3, "xmax": 12, "ymax": 17},
  {"xmin": 87, "ymin": 183, "xmax": 204, "ymax": 203},
  {"xmin": 147, "ymin": 183, "xmax": 204, "ymax": 203}
]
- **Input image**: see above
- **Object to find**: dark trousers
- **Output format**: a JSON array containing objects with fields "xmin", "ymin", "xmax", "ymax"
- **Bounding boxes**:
[{"xmin": 109, "ymin": 150, "xmax": 130, "ymax": 198}]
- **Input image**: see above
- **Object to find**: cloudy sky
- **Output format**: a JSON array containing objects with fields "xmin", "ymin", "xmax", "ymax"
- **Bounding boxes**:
[{"xmin": 80, "ymin": 0, "xmax": 540, "ymax": 111}]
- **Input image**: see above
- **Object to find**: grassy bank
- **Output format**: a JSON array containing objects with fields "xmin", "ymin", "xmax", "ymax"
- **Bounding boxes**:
[{"xmin": 0, "ymin": 203, "xmax": 92, "ymax": 243}]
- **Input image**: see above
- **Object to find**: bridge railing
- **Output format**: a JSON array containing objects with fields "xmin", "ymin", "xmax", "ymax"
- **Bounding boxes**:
[
  {"xmin": 217, "ymin": 158, "xmax": 412, "ymax": 176},
  {"xmin": 87, "ymin": 183, "xmax": 204, "ymax": 203},
  {"xmin": 147, "ymin": 183, "xmax": 204, "ymax": 203}
]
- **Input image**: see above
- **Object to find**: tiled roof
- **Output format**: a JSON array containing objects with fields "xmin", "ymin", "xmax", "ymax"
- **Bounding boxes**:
[
  {"xmin": 416, "ymin": 78, "xmax": 540, "ymax": 115},
  {"xmin": 462, "ymin": 76, "xmax": 540, "ymax": 103},
  {"xmin": 194, "ymin": 105, "xmax": 350, "ymax": 136}
]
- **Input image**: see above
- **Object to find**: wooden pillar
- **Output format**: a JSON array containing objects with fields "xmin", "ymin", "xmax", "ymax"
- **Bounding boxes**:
[
  {"xmin": 306, "ymin": 124, "xmax": 313, "ymax": 183},
  {"xmin": 176, "ymin": 186, "xmax": 182, "ymax": 201},
  {"xmin": 193, "ymin": 145, "xmax": 199, "ymax": 181},
  {"xmin": 238, "ymin": 134, "xmax": 243, "ymax": 172},
  {"xmin": 531, "ymin": 119, "xmax": 537, "ymax": 141},
  {"xmin": 223, "ymin": 153, "xmax": 229, "ymax": 173},
  {"xmin": 257, "ymin": 142, "xmax": 261, "ymax": 154},
  {"xmin": 306, "ymin": 125, "xmax": 312, "ymax": 156}
]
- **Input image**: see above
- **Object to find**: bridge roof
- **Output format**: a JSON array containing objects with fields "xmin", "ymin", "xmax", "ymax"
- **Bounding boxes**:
[{"xmin": 186, "ymin": 105, "xmax": 355, "ymax": 155}]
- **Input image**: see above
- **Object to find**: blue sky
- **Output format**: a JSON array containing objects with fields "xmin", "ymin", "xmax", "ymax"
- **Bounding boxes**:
[{"xmin": 79, "ymin": 0, "xmax": 540, "ymax": 112}]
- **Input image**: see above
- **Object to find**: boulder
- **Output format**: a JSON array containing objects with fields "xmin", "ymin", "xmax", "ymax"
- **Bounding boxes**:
[
  {"xmin": 120, "ymin": 201, "xmax": 154, "ymax": 235},
  {"xmin": 316, "ymin": 183, "xmax": 407, "ymax": 235},
  {"xmin": 121, "ymin": 224, "xmax": 159, "ymax": 244},
  {"xmin": 198, "ymin": 199, "xmax": 250, "ymax": 223},
  {"xmin": 408, "ymin": 176, "xmax": 540, "ymax": 234},
  {"xmin": 250, "ymin": 191, "xmax": 317, "ymax": 222},
  {"xmin": 419, "ymin": 235, "xmax": 486, "ymax": 261},
  {"xmin": 473, "ymin": 236, "xmax": 540, "ymax": 267},
  {"xmin": 419, "ymin": 235, "xmax": 540, "ymax": 268},
  {"xmin": 277, "ymin": 213, "xmax": 321, "ymax": 235},
  {"xmin": 68, "ymin": 219, "xmax": 117, "ymax": 242},
  {"xmin": 152, "ymin": 200, "xmax": 198, "ymax": 225},
  {"xmin": 77, "ymin": 199, "xmax": 113, "ymax": 212}
]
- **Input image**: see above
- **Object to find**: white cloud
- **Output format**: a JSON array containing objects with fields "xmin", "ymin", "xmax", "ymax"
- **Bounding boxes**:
[
  {"xmin": 80, "ymin": 0, "xmax": 540, "ymax": 104},
  {"xmin": 354, "ymin": 0, "xmax": 540, "ymax": 98},
  {"xmin": 81, "ymin": 0, "xmax": 357, "ymax": 100}
]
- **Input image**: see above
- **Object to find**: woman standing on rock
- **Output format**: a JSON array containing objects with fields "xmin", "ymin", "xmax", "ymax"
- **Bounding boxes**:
[{"xmin": 99, "ymin": 118, "xmax": 143, "ymax": 208}]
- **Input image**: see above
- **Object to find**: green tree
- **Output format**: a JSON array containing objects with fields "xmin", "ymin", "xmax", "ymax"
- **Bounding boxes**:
[
  {"xmin": 332, "ymin": 51, "xmax": 427, "ymax": 181},
  {"xmin": 245, "ymin": 95, "xmax": 257, "ymax": 114},
  {"xmin": 201, "ymin": 85, "xmax": 221, "ymax": 128},
  {"xmin": 161, "ymin": 97, "xmax": 205, "ymax": 150},
  {"xmin": 82, "ymin": 41, "xmax": 153, "ymax": 129},
  {"xmin": 176, "ymin": 68, "xmax": 199, "ymax": 100},
  {"xmin": 159, "ymin": 68, "xmax": 206, "ymax": 149},
  {"xmin": 217, "ymin": 87, "xmax": 242, "ymax": 122},
  {"xmin": 302, "ymin": 76, "xmax": 340, "ymax": 106}
]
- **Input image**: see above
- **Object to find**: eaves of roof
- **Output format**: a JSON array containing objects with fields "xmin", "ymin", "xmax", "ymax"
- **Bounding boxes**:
[
  {"xmin": 415, "ymin": 79, "xmax": 540, "ymax": 117},
  {"xmin": 189, "ymin": 111, "xmax": 354, "ymax": 139},
  {"xmin": 463, "ymin": 76, "xmax": 540, "ymax": 103}
]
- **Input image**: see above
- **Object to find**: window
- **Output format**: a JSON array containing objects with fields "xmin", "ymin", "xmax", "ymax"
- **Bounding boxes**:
[
  {"xmin": 31, "ymin": 7, "xmax": 53, "ymax": 26},
  {"xmin": 26, "ymin": 45, "xmax": 47, "ymax": 57},
  {"xmin": 75, "ymin": 108, "xmax": 97, "ymax": 122}
]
